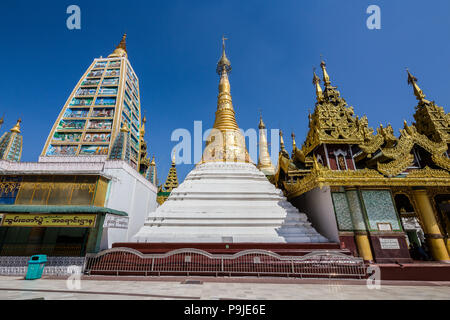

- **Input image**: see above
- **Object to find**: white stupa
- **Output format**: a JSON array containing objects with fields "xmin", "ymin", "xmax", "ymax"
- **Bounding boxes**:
[{"xmin": 133, "ymin": 39, "xmax": 328, "ymax": 243}]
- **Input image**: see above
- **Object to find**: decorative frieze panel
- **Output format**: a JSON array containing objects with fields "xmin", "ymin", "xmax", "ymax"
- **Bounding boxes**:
[{"xmin": 360, "ymin": 190, "xmax": 401, "ymax": 231}]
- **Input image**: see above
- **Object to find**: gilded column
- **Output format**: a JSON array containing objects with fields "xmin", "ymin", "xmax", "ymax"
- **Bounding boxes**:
[
  {"xmin": 412, "ymin": 189, "xmax": 450, "ymax": 262},
  {"xmin": 345, "ymin": 188, "xmax": 374, "ymax": 262}
]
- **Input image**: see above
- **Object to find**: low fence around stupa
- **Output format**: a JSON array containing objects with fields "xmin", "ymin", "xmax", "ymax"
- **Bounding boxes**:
[{"xmin": 83, "ymin": 247, "xmax": 367, "ymax": 279}]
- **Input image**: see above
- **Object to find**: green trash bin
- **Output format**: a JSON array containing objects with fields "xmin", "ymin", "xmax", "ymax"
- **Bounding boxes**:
[{"xmin": 25, "ymin": 255, "xmax": 47, "ymax": 280}]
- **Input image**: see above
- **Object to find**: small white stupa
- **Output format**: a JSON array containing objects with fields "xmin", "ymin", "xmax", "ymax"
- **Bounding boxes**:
[{"xmin": 133, "ymin": 38, "xmax": 328, "ymax": 243}]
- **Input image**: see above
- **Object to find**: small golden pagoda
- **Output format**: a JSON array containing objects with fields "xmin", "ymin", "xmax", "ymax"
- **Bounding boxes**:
[
  {"xmin": 0, "ymin": 119, "xmax": 23, "ymax": 162},
  {"xmin": 274, "ymin": 62, "xmax": 450, "ymax": 263},
  {"xmin": 257, "ymin": 115, "xmax": 276, "ymax": 175},
  {"xmin": 157, "ymin": 154, "xmax": 179, "ymax": 205}
]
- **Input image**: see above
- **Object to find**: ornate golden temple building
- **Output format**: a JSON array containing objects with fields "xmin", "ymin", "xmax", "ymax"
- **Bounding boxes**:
[{"xmin": 273, "ymin": 61, "xmax": 450, "ymax": 263}]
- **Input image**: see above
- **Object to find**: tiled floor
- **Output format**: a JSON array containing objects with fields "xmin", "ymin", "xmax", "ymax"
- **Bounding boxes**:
[{"xmin": 0, "ymin": 276, "xmax": 448, "ymax": 300}]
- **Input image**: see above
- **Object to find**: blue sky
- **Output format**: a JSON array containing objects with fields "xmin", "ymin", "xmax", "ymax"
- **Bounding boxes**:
[{"xmin": 0, "ymin": 0, "xmax": 449, "ymax": 182}]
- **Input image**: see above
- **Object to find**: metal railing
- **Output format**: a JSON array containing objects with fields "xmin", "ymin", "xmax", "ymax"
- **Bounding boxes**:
[
  {"xmin": 0, "ymin": 256, "xmax": 85, "ymax": 276},
  {"xmin": 84, "ymin": 248, "xmax": 367, "ymax": 279}
]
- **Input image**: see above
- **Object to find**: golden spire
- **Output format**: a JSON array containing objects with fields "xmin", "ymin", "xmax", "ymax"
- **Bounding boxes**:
[
  {"xmin": 258, "ymin": 114, "xmax": 266, "ymax": 129},
  {"xmin": 0, "ymin": 115, "xmax": 4, "ymax": 130},
  {"xmin": 279, "ymin": 130, "xmax": 286, "ymax": 151},
  {"xmin": 313, "ymin": 69, "xmax": 324, "ymax": 102},
  {"xmin": 202, "ymin": 37, "xmax": 251, "ymax": 163},
  {"xmin": 407, "ymin": 69, "xmax": 427, "ymax": 103},
  {"xmin": 150, "ymin": 155, "xmax": 156, "ymax": 166},
  {"xmin": 172, "ymin": 151, "xmax": 176, "ymax": 165},
  {"xmin": 213, "ymin": 36, "xmax": 238, "ymax": 131},
  {"xmin": 10, "ymin": 119, "xmax": 21, "ymax": 133},
  {"xmin": 320, "ymin": 58, "xmax": 331, "ymax": 87},
  {"xmin": 140, "ymin": 115, "xmax": 146, "ymax": 136},
  {"xmin": 108, "ymin": 33, "xmax": 128, "ymax": 58},
  {"xmin": 257, "ymin": 115, "xmax": 275, "ymax": 174},
  {"xmin": 291, "ymin": 132, "xmax": 296, "ymax": 149}
]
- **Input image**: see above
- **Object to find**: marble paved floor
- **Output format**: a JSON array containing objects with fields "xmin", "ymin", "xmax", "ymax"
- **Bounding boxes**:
[{"xmin": 0, "ymin": 276, "xmax": 448, "ymax": 300}]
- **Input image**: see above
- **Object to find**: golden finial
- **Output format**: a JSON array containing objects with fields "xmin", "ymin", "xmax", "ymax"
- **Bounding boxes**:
[
  {"xmin": 320, "ymin": 57, "xmax": 331, "ymax": 86},
  {"xmin": 313, "ymin": 68, "xmax": 324, "ymax": 102},
  {"xmin": 406, "ymin": 68, "xmax": 427, "ymax": 102},
  {"xmin": 150, "ymin": 155, "xmax": 156, "ymax": 166},
  {"xmin": 140, "ymin": 114, "xmax": 147, "ymax": 136},
  {"xmin": 0, "ymin": 115, "xmax": 4, "ymax": 128},
  {"xmin": 258, "ymin": 113, "xmax": 266, "ymax": 129},
  {"xmin": 217, "ymin": 35, "xmax": 231, "ymax": 75},
  {"xmin": 10, "ymin": 119, "xmax": 21, "ymax": 133},
  {"xmin": 291, "ymin": 132, "xmax": 296, "ymax": 149},
  {"xmin": 279, "ymin": 130, "xmax": 286, "ymax": 150},
  {"xmin": 109, "ymin": 33, "xmax": 128, "ymax": 58},
  {"xmin": 172, "ymin": 151, "xmax": 176, "ymax": 165}
]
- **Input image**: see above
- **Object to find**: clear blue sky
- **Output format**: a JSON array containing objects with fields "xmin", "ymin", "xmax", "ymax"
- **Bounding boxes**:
[{"xmin": 0, "ymin": 0, "xmax": 449, "ymax": 182}]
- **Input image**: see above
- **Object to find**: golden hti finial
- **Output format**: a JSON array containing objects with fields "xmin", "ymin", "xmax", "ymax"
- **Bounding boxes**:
[
  {"xmin": 279, "ymin": 130, "xmax": 286, "ymax": 151},
  {"xmin": 172, "ymin": 151, "xmax": 176, "ymax": 165},
  {"xmin": 108, "ymin": 33, "xmax": 128, "ymax": 58},
  {"xmin": 258, "ymin": 113, "xmax": 266, "ymax": 129},
  {"xmin": 320, "ymin": 56, "xmax": 331, "ymax": 87},
  {"xmin": 10, "ymin": 119, "xmax": 21, "ymax": 133},
  {"xmin": 313, "ymin": 68, "xmax": 324, "ymax": 102},
  {"xmin": 216, "ymin": 35, "xmax": 231, "ymax": 75},
  {"xmin": 0, "ymin": 115, "xmax": 4, "ymax": 129},
  {"xmin": 406, "ymin": 69, "xmax": 427, "ymax": 103},
  {"xmin": 291, "ymin": 132, "xmax": 297, "ymax": 149},
  {"xmin": 150, "ymin": 155, "xmax": 156, "ymax": 166}
]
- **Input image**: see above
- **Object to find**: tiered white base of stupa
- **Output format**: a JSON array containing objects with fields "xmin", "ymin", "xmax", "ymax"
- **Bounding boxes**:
[{"xmin": 133, "ymin": 162, "xmax": 328, "ymax": 243}]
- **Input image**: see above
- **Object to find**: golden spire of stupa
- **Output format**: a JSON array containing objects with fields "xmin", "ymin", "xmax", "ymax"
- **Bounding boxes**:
[
  {"xmin": 313, "ymin": 68, "xmax": 324, "ymax": 102},
  {"xmin": 213, "ymin": 35, "xmax": 238, "ymax": 131},
  {"xmin": 202, "ymin": 37, "xmax": 251, "ymax": 163},
  {"xmin": 10, "ymin": 119, "xmax": 21, "ymax": 133},
  {"xmin": 257, "ymin": 115, "xmax": 275, "ymax": 174},
  {"xmin": 320, "ymin": 58, "xmax": 331, "ymax": 87},
  {"xmin": 108, "ymin": 34, "xmax": 128, "ymax": 58},
  {"xmin": 407, "ymin": 69, "xmax": 428, "ymax": 103}
]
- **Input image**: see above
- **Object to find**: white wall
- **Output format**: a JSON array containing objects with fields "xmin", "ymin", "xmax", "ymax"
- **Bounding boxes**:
[
  {"xmin": 102, "ymin": 160, "xmax": 157, "ymax": 243},
  {"xmin": 290, "ymin": 186, "xmax": 340, "ymax": 243}
]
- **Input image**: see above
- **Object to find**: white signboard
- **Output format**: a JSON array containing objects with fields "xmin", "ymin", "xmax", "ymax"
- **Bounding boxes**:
[
  {"xmin": 377, "ymin": 223, "xmax": 392, "ymax": 231},
  {"xmin": 103, "ymin": 214, "xmax": 129, "ymax": 229},
  {"xmin": 379, "ymin": 238, "xmax": 400, "ymax": 250}
]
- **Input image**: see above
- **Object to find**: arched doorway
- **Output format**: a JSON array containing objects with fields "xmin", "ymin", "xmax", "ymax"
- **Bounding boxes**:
[{"xmin": 394, "ymin": 193, "xmax": 430, "ymax": 260}]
